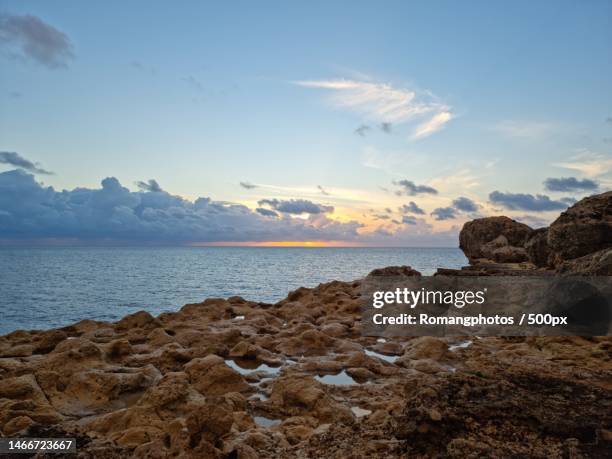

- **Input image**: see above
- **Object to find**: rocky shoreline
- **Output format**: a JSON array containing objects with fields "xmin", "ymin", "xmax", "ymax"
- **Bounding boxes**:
[{"xmin": 0, "ymin": 192, "xmax": 611, "ymax": 458}]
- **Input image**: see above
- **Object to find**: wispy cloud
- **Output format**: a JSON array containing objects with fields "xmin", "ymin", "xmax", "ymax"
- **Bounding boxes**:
[
  {"xmin": 294, "ymin": 78, "xmax": 453, "ymax": 139},
  {"xmin": 0, "ymin": 151, "xmax": 53, "ymax": 175},
  {"xmin": 413, "ymin": 111, "xmax": 453, "ymax": 139},
  {"xmin": 493, "ymin": 120, "xmax": 554, "ymax": 139},
  {"xmin": 0, "ymin": 13, "xmax": 74, "ymax": 68},
  {"xmin": 554, "ymin": 150, "xmax": 612, "ymax": 178}
]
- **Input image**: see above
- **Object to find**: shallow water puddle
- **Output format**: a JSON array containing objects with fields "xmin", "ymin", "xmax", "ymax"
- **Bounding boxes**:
[
  {"xmin": 448, "ymin": 340, "xmax": 473, "ymax": 352},
  {"xmin": 364, "ymin": 349, "xmax": 399, "ymax": 363},
  {"xmin": 315, "ymin": 370, "xmax": 359, "ymax": 385},
  {"xmin": 351, "ymin": 406, "xmax": 372, "ymax": 418},
  {"xmin": 254, "ymin": 415, "xmax": 281, "ymax": 427},
  {"xmin": 225, "ymin": 359, "xmax": 282, "ymax": 376}
]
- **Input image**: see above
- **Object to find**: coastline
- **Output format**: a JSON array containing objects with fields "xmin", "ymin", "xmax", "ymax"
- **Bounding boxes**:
[{"xmin": 0, "ymin": 192, "xmax": 610, "ymax": 457}]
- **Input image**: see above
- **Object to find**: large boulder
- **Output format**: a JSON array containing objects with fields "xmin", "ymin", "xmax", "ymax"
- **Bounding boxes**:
[
  {"xmin": 459, "ymin": 217, "xmax": 533, "ymax": 263},
  {"xmin": 547, "ymin": 191, "xmax": 612, "ymax": 267}
]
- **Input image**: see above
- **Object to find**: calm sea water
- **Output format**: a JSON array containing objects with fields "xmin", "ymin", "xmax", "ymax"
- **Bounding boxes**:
[{"xmin": 0, "ymin": 247, "xmax": 466, "ymax": 334}]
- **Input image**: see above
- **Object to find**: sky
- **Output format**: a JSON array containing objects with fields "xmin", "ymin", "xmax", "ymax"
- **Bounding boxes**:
[{"xmin": 0, "ymin": 0, "xmax": 611, "ymax": 246}]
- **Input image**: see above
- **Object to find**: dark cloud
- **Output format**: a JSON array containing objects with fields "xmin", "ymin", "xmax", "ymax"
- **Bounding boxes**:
[
  {"xmin": 606, "ymin": 117, "xmax": 612, "ymax": 124},
  {"xmin": 430, "ymin": 207, "xmax": 456, "ymax": 221},
  {"xmin": 255, "ymin": 207, "xmax": 278, "ymax": 217},
  {"xmin": 385, "ymin": 208, "xmax": 392, "ymax": 214},
  {"xmin": 393, "ymin": 180, "xmax": 438, "ymax": 196},
  {"xmin": 0, "ymin": 13, "xmax": 73, "ymax": 68},
  {"xmin": 0, "ymin": 151, "xmax": 52, "ymax": 175},
  {"xmin": 317, "ymin": 185, "xmax": 330, "ymax": 196},
  {"xmin": 543, "ymin": 177, "xmax": 598, "ymax": 192},
  {"xmin": 8, "ymin": 90, "xmax": 22, "ymax": 98},
  {"xmin": 373, "ymin": 214, "xmax": 390, "ymax": 220},
  {"xmin": 380, "ymin": 122, "xmax": 392, "ymax": 133},
  {"xmin": 240, "ymin": 181, "xmax": 257, "ymax": 190},
  {"xmin": 136, "ymin": 179, "xmax": 163, "ymax": 193},
  {"xmin": 257, "ymin": 198, "xmax": 334, "ymax": 215},
  {"xmin": 0, "ymin": 170, "xmax": 361, "ymax": 243},
  {"xmin": 452, "ymin": 196, "xmax": 478, "ymax": 213},
  {"xmin": 354, "ymin": 124, "xmax": 371, "ymax": 137},
  {"xmin": 402, "ymin": 215, "xmax": 418, "ymax": 225},
  {"xmin": 399, "ymin": 201, "xmax": 425, "ymax": 215},
  {"xmin": 489, "ymin": 191, "xmax": 568, "ymax": 212}
]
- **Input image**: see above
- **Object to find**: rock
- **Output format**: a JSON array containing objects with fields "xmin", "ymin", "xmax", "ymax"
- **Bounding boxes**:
[
  {"xmin": 525, "ymin": 227, "xmax": 550, "ymax": 267},
  {"xmin": 490, "ymin": 245, "xmax": 528, "ymax": 263},
  {"xmin": 186, "ymin": 399, "xmax": 234, "ymax": 445},
  {"xmin": 557, "ymin": 248, "xmax": 612, "ymax": 275},
  {"xmin": 185, "ymin": 357, "xmax": 250, "ymax": 395},
  {"xmin": 548, "ymin": 191, "xmax": 612, "ymax": 266},
  {"xmin": 2, "ymin": 415, "xmax": 34, "ymax": 435},
  {"xmin": 459, "ymin": 216, "xmax": 532, "ymax": 263},
  {"xmin": 367, "ymin": 266, "xmax": 421, "ymax": 277}
]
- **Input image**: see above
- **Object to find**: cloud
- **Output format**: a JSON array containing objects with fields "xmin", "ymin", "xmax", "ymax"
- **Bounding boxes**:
[
  {"xmin": 8, "ymin": 90, "xmax": 22, "ymax": 98},
  {"xmin": 430, "ymin": 207, "xmax": 456, "ymax": 221},
  {"xmin": 543, "ymin": 177, "xmax": 598, "ymax": 192},
  {"xmin": 554, "ymin": 150, "xmax": 612, "ymax": 178},
  {"xmin": 0, "ymin": 170, "xmax": 361, "ymax": 244},
  {"xmin": 255, "ymin": 207, "xmax": 278, "ymax": 217},
  {"xmin": 399, "ymin": 201, "xmax": 425, "ymax": 215},
  {"xmin": 317, "ymin": 185, "xmax": 330, "ymax": 196},
  {"xmin": 489, "ymin": 191, "xmax": 568, "ymax": 212},
  {"xmin": 401, "ymin": 215, "xmax": 418, "ymax": 225},
  {"xmin": 412, "ymin": 111, "xmax": 453, "ymax": 139},
  {"xmin": 295, "ymin": 78, "xmax": 452, "ymax": 139},
  {"xmin": 240, "ymin": 181, "xmax": 257, "ymax": 190},
  {"xmin": 136, "ymin": 179, "xmax": 163, "ymax": 193},
  {"xmin": 354, "ymin": 124, "xmax": 370, "ymax": 136},
  {"xmin": 380, "ymin": 122, "xmax": 392, "ymax": 133},
  {"xmin": 393, "ymin": 180, "xmax": 438, "ymax": 196},
  {"xmin": 257, "ymin": 198, "xmax": 334, "ymax": 215},
  {"xmin": 493, "ymin": 120, "xmax": 554, "ymax": 139},
  {"xmin": 0, "ymin": 151, "xmax": 52, "ymax": 175},
  {"xmin": 560, "ymin": 197, "xmax": 577, "ymax": 205},
  {"xmin": 182, "ymin": 75, "xmax": 203, "ymax": 91},
  {"xmin": 452, "ymin": 196, "xmax": 478, "ymax": 213},
  {"xmin": 0, "ymin": 13, "xmax": 73, "ymax": 68}
]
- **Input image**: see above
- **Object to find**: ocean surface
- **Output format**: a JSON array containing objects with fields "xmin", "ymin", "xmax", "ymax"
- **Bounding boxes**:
[{"xmin": 0, "ymin": 247, "xmax": 466, "ymax": 334}]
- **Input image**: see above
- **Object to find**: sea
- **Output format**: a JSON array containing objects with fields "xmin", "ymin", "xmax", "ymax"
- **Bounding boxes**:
[{"xmin": 0, "ymin": 247, "xmax": 467, "ymax": 335}]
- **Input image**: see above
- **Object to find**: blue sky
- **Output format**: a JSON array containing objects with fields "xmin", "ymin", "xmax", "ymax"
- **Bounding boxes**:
[{"xmin": 0, "ymin": 1, "xmax": 611, "ymax": 245}]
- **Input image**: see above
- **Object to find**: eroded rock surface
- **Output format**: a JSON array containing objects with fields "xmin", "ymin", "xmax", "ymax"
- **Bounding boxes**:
[{"xmin": 0, "ymin": 269, "xmax": 610, "ymax": 458}]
